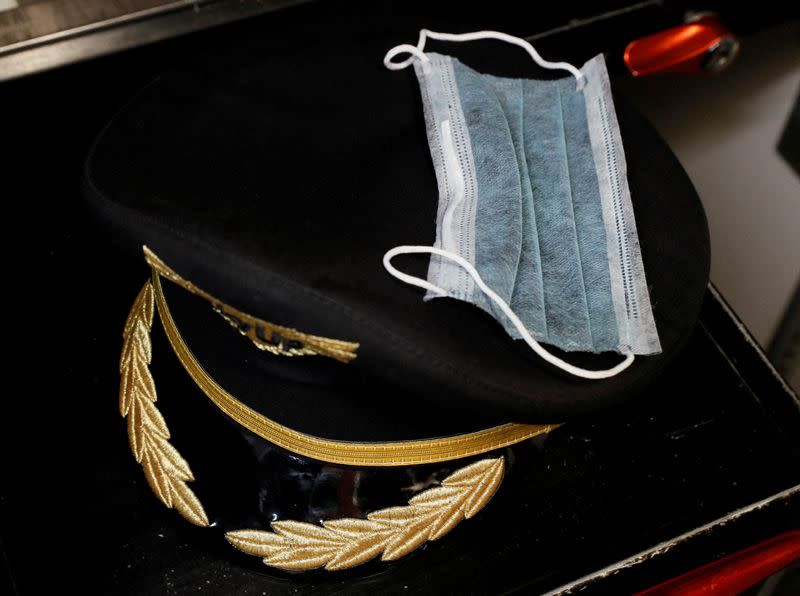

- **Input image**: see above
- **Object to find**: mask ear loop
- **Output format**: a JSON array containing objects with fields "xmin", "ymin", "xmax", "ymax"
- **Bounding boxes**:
[
  {"xmin": 384, "ymin": 44, "xmax": 429, "ymax": 70},
  {"xmin": 384, "ymin": 246, "xmax": 635, "ymax": 380},
  {"xmin": 384, "ymin": 29, "xmax": 586, "ymax": 90}
]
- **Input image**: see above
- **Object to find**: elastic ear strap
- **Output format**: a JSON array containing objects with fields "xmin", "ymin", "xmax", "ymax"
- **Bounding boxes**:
[
  {"xmin": 384, "ymin": 43, "xmax": 429, "ymax": 70},
  {"xmin": 384, "ymin": 29, "xmax": 585, "ymax": 88},
  {"xmin": 383, "ymin": 246, "xmax": 634, "ymax": 380}
]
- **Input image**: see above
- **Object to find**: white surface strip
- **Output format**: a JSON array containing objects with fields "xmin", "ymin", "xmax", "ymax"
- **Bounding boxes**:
[{"xmin": 0, "ymin": 0, "xmax": 18, "ymax": 14}]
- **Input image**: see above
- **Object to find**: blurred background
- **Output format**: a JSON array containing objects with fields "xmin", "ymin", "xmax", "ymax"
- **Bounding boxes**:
[{"xmin": 617, "ymin": 21, "xmax": 799, "ymax": 390}]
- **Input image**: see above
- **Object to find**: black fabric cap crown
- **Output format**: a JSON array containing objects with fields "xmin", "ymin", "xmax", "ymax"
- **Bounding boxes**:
[{"xmin": 84, "ymin": 22, "xmax": 709, "ymax": 437}]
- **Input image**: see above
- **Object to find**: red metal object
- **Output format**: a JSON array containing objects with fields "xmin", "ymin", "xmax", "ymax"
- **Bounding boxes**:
[
  {"xmin": 636, "ymin": 530, "xmax": 800, "ymax": 596},
  {"xmin": 624, "ymin": 15, "xmax": 739, "ymax": 77}
]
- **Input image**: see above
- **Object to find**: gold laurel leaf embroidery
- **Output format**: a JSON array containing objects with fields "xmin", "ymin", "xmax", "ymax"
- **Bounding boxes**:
[
  {"xmin": 226, "ymin": 457, "xmax": 505, "ymax": 571},
  {"xmin": 121, "ymin": 281, "xmax": 210, "ymax": 527}
]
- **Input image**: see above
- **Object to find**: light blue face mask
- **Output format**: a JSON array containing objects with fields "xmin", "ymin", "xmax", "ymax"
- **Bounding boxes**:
[{"xmin": 383, "ymin": 30, "xmax": 661, "ymax": 380}]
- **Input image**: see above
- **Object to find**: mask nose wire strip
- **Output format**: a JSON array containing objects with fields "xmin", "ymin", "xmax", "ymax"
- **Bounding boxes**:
[
  {"xmin": 384, "ymin": 29, "xmax": 585, "ymax": 89},
  {"xmin": 383, "ymin": 246, "xmax": 635, "ymax": 380}
]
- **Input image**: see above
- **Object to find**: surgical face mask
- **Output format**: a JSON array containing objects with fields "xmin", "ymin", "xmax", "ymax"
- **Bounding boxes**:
[{"xmin": 382, "ymin": 30, "xmax": 661, "ymax": 380}]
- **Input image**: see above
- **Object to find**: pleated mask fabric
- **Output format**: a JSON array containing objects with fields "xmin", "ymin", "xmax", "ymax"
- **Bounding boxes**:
[{"xmin": 383, "ymin": 31, "xmax": 661, "ymax": 372}]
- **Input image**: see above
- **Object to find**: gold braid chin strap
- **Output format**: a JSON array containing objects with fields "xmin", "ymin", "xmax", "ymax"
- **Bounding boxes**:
[{"xmin": 151, "ymin": 268, "xmax": 556, "ymax": 466}]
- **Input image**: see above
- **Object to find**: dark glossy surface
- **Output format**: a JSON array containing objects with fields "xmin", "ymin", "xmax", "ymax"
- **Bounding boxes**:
[{"xmin": 3, "ymin": 3, "xmax": 799, "ymax": 595}]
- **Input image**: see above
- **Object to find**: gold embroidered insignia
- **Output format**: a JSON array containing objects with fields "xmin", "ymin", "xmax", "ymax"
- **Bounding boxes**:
[
  {"xmin": 120, "ymin": 281, "xmax": 209, "ymax": 527},
  {"xmin": 226, "ymin": 457, "xmax": 505, "ymax": 571}
]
